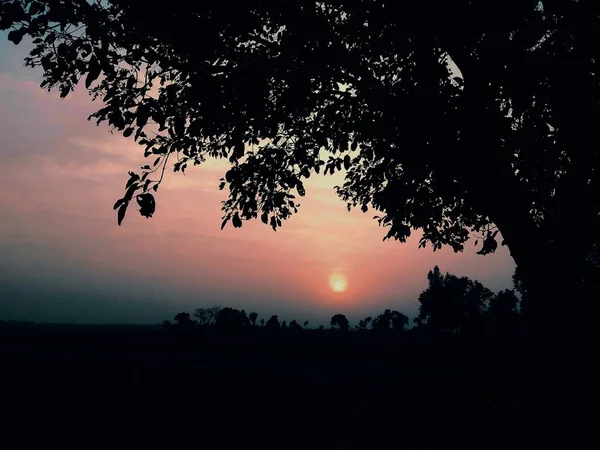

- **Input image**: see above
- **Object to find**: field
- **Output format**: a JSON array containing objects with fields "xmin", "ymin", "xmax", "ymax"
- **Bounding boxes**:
[{"xmin": 0, "ymin": 324, "xmax": 527, "ymax": 449}]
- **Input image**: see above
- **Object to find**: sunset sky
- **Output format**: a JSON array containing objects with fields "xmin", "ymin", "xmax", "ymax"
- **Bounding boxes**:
[{"xmin": 0, "ymin": 35, "xmax": 516, "ymax": 326}]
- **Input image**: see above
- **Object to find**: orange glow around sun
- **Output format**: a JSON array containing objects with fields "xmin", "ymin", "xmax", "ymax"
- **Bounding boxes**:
[{"xmin": 329, "ymin": 274, "xmax": 348, "ymax": 293}]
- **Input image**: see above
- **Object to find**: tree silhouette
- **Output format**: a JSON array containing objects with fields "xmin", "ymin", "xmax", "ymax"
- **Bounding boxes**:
[
  {"xmin": 372, "ymin": 309, "xmax": 409, "ymax": 332},
  {"xmin": 173, "ymin": 312, "xmax": 195, "ymax": 329},
  {"xmin": 193, "ymin": 306, "xmax": 222, "ymax": 326},
  {"xmin": 248, "ymin": 312, "xmax": 258, "ymax": 327},
  {"xmin": 265, "ymin": 315, "xmax": 280, "ymax": 330},
  {"xmin": 330, "ymin": 314, "xmax": 350, "ymax": 332},
  {"xmin": 288, "ymin": 320, "xmax": 302, "ymax": 330},
  {"xmin": 488, "ymin": 289, "xmax": 520, "ymax": 335},
  {"xmin": 214, "ymin": 307, "xmax": 250, "ymax": 330},
  {"xmin": 416, "ymin": 266, "xmax": 493, "ymax": 335},
  {"xmin": 3, "ymin": 1, "xmax": 598, "ymax": 320}
]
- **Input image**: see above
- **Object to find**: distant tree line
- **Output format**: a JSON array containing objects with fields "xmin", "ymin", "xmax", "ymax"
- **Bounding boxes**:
[{"xmin": 163, "ymin": 266, "xmax": 526, "ymax": 337}]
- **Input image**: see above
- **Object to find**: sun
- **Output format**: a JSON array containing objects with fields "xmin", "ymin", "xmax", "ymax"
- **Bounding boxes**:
[{"xmin": 329, "ymin": 274, "xmax": 348, "ymax": 293}]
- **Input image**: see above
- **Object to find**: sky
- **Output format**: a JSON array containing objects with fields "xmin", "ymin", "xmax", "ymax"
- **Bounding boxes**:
[{"xmin": 0, "ymin": 35, "xmax": 516, "ymax": 327}]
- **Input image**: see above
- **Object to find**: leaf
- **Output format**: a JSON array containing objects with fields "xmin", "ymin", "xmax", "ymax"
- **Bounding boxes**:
[
  {"xmin": 261, "ymin": 212, "xmax": 268, "ymax": 224},
  {"xmin": 174, "ymin": 116, "xmax": 185, "ymax": 137},
  {"xmin": 59, "ymin": 85, "xmax": 70, "ymax": 99},
  {"xmin": 343, "ymin": 154, "xmax": 351, "ymax": 170},
  {"xmin": 474, "ymin": 240, "xmax": 479, "ymax": 246},
  {"xmin": 7, "ymin": 30, "xmax": 23, "ymax": 45},
  {"xmin": 85, "ymin": 55, "xmax": 101, "ymax": 89},
  {"xmin": 57, "ymin": 42, "xmax": 68, "ymax": 57},
  {"xmin": 117, "ymin": 203, "xmax": 128, "ymax": 226},
  {"xmin": 232, "ymin": 213, "xmax": 242, "ymax": 228},
  {"xmin": 296, "ymin": 180, "xmax": 306, "ymax": 196},
  {"xmin": 29, "ymin": 2, "xmax": 44, "ymax": 15},
  {"xmin": 136, "ymin": 193, "xmax": 156, "ymax": 219},
  {"xmin": 230, "ymin": 140, "xmax": 244, "ymax": 161},
  {"xmin": 123, "ymin": 128, "xmax": 134, "ymax": 138},
  {"xmin": 125, "ymin": 172, "xmax": 140, "ymax": 189},
  {"xmin": 123, "ymin": 182, "xmax": 139, "ymax": 203},
  {"xmin": 220, "ymin": 217, "xmax": 229, "ymax": 230},
  {"xmin": 351, "ymin": 140, "xmax": 358, "ymax": 151},
  {"xmin": 136, "ymin": 105, "xmax": 150, "ymax": 128},
  {"xmin": 113, "ymin": 198, "xmax": 125, "ymax": 210},
  {"xmin": 361, "ymin": 204, "xmax": 368, "ymax": 213}
]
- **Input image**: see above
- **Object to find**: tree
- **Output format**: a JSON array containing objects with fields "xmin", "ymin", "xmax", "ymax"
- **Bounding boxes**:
[
  {"xmin": 303, "ymin": 321, "xmax": 309, "ymax": 329},
  {"xmin": 416, "ymin": 266, "xmax": 493, "ymax": 335},
  {"xmin": 372, "ymin": 309, "xmax": 409, "ymax": 332},
  {"xmin": 193, "ymin": 306, "xmax": 222, "ymax": 326},
  {"xmin": 289, "ymin": 320, "xmax": 302, "ymax": 330},
  {"xmin": 249, "ymin": 312, "xmax": 258, "ymax": 326},
  {"xmin": 390, "ymin": 311, "xmax": 409, "ymax": 332},
  {"xmin": 3, "ymin": 1, "xmax": 599, "ymax": 325},
  {"xmin": 173, "ymin": 312, "xmax": 195, "ymax": 329},
  {"xmin": 330, "ymin": 314, "xmax": 350, "ymax": 332},
  {"xmin": 265, "ymin": 315, "xmax": 280, "ymax": 330},
  {"xmin": 214, "ymin": 307, "xmax": 250, "ymax": 330},
  {"xmin": 488, "ymin": 289, "xmax": 520, "ymax": 335}
]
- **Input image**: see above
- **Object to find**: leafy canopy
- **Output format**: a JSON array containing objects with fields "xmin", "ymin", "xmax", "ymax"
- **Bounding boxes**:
[{"xmin": 1, "ymin": 0, "xmax": 599, "ymax": 257}]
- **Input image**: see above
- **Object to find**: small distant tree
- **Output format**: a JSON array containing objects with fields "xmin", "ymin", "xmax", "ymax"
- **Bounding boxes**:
[
  {"xmin": 265, "ymin": 315, "xmax": 280, "ymax": 330},
  {"xmin": 289, "ymin": 320, "xmax": 302, "ymax": 330},
  {"xmin": 373, "ymin": 309, "xmax": 409, "ymax": 332},
  {"xmin": 260, "ymin": 319, "xmax": 265, "ymax": 327},
  {"xmin": 173, "ymin": 312, "xmax": 195, "ymax": 329},
  {"xmin": 281, "ymin": 320, "xmax": 287, "ymax": 329},
  {"xmin": 330, "ymin": 314, "xmax": 350, "ymax": 332},
  {"xmin": 303, "ymin": 321, "xmax": 309, "ymax": 329},
  {"xmin": 391, "ymin": 311, "xmax": 409, "ymax": 332},
  {"xmin": 488, "ymin": 289, "xmax": 520, "ymax": 334},
  {"xmin": 214, "ymin": 307, "xmax": 250, "ymax": 329},
  {"xmin": 249, "ymin": 312, "xmax": 258, "ymax": 326},
  {"xmin": 193, "ymin": 306, "xmax": 222, "ymax": 326}
]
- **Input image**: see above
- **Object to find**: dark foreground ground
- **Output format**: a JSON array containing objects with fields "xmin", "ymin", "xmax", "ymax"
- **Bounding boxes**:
[{"xmin": 0, "ymin": 325, "xmax": 527, "ymax": 449}]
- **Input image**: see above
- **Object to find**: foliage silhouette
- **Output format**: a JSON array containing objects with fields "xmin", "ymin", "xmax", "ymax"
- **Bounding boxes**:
[
  {"xmin": 288, "ymin": 319, "xmax": 302, "ymax": 330},
  {"xmin": 158, "ymin": 266, "xmax": 526, "ymax": 339},
  {"xmin": 416, "ymin": 266, "xmax": 493, "ymax": 335},
  {"xmin": 173, "ymin": 312, "xmax": 195, "ymax": 328},
  {"xmin": 488, "ymin": 289, "xmax": 520, "ymax": 335},
  {"xmin": 214, "ymin": 307, "xmax": 250, "ymax": 330},
  {"xmin": 2, "ymin": 1, "xmax": 599, "ymax": 320},
  {"xmin": 372, "ymin": 309, "xmax": 409, "ymax": 333},
  {"xmin": 330, "ymin": 313, "xmax": 350, "ymax": 332},
  {"xmin": 265, "ymin": 315, "xmax": 280, "ymax": 330},
  {"xmin": 192, "ymin": 306, "xmax": 222, "ymax": 327},
  {"xmin": 248, "ymin": 311, "xmax": 258, "ymax": 326}
]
